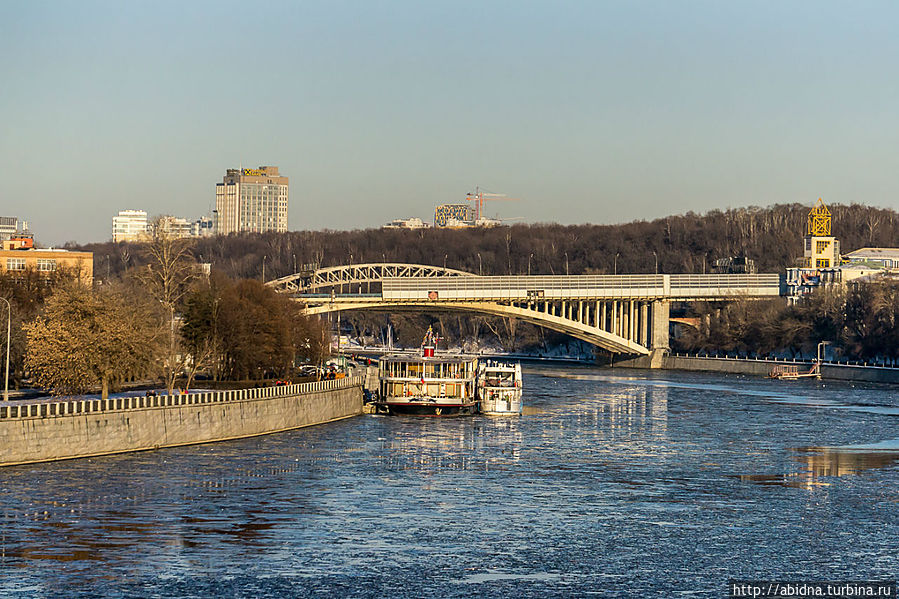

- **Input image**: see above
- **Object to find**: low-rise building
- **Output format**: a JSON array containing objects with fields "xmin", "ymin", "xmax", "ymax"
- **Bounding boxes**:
[
  {"xmin": 839, "ymin": 264, "xmax": 884, "ymax": 282},
  {"xmin": 115, "ymin": 210, "xmax": 216, "ymax": 241},
  {"xmin": 191, "ymin": 216, "xmax": 214, "ymax": 237},
  {"xmin": 843, "ymin": 248, "xmax": 899, "ymax": 270},
  {"xmin": 157, "ymin": 215, "xmax": 192, "ymax": 238},
  {"xmin": 0, "ymin": 243, "xmax": 93, "ymax": 285},
  {"xmin": 382, "ymin": 217, "xmax": 429, "ymax": 229}
]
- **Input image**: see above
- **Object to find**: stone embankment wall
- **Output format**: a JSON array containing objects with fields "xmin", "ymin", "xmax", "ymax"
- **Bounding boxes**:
[
  {"xmin": 0, "ymin": 376, "xmax": 363, "ymax": 467},
  {"xmin": 614, "ymin": 354, "xmax": 899, "ymax": 384}
]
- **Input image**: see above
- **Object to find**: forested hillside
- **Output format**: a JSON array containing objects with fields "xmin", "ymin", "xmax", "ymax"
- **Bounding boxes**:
[{"xmin": 80, "ymin": 203, "xmax": 899, "ymax": 281}]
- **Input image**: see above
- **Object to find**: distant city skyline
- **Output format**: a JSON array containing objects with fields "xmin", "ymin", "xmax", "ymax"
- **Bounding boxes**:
[{"xmin": 2, "ymin": 1, "xmax": 899, "ymax": 245}]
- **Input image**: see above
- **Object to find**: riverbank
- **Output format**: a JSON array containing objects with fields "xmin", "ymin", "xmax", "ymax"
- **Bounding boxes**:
[
  {"xmin": 0, "ymin": 376, "xmax": 363, "ymax": 467},
  {"xmin": 613, "ymin": 353, "xmax": 899, "ymax": 384}
]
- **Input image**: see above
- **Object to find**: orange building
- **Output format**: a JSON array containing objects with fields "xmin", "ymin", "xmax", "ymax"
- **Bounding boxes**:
[{"xmin": 0, "ymin": 239, "xmax": 93, "ymax": 285}]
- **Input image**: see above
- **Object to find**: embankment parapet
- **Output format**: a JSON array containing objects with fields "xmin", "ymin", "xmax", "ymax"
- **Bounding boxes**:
[{"xmin": 0, "ymin": 376, "xmax": 363, "ymax": 467}]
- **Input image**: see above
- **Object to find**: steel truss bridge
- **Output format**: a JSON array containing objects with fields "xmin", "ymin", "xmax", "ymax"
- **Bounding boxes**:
[{"xmin": 268, "ymin": 263, "xmax": 783, "ymax": 357}]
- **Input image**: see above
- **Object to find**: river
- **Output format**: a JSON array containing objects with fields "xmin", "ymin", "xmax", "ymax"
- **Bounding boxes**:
[{"xmin": 1, "ymin": 365, "xmax": 897, "ymax": 597}]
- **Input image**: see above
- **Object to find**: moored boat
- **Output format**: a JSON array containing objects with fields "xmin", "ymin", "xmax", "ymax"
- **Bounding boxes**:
[
  {"xmin": 375, "ymin": 328, "xmax": 479, "ymax": 417},
  {"xmin": 477, "ymin": 360, "xmax": 523, "ymax": 415}
]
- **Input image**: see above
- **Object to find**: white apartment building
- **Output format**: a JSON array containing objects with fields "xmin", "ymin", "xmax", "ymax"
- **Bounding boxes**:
[
  {"xmin": 112, "ymin": 210, "xmax": 149, "ymax": 242},
  {"xmin": 157, "ymin": 215, "xmax": 192, "ymax": 238},
  {"xmin": 191, "ymin": 216, "xmax": 214, "ymax": 238},
  {"xmin": 382, "ymin": 217, "xmax": 429, "ymax": 229},
  {"xmin": 0, "ymin": 217, "xmax": 17, "ymax": 241},
  {"xmin": 114, "ymin": 211, "xmax": 218, "ymax": 242},
  {"xmin": 214, "ymin": 166, "xmax": 289, "ymax": 235}
]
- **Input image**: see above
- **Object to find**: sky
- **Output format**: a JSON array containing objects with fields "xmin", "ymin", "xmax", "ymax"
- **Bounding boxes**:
[{"xmin": 2, "ymin": 1, "xmax": 898, "ymax": 245}]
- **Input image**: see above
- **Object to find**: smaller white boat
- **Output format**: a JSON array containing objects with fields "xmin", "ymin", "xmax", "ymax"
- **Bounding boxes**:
[{"xmin": 477, "ymin": 360, "xmax": 523, "ymax": 416}]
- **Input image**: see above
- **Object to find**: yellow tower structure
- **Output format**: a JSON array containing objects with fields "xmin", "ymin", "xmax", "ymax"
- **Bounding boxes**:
[
  {"xmin": 802, "ymin": 198, "xmax": 839, "ymax": 268},
  {"xmin": 807, "ymin": 198, "xmax": 831, "ymax": 236}
]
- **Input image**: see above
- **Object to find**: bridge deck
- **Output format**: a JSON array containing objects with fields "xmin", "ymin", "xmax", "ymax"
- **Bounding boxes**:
[{"xmin": 378, "ymin": 273, "xmax": 782, "ymax": 301}]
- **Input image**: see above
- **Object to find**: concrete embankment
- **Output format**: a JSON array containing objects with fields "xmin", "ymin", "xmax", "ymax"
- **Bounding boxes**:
[
  {"xmin": 0, "ymin": 376, "xmax": 363, "ymax": 467},
  {"xmin": 614, "ymin": 354, "xmax": 899, "ymax": 384}
]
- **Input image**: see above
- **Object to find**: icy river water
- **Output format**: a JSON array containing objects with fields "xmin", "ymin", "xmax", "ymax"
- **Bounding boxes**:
[{"xmin": 1, "ymin": 365, "xmax": 898, "ymax": 597}]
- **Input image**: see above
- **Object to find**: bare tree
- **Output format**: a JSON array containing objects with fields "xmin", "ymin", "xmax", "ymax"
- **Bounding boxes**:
[{"xmin": 137, "ymin": 216, "xmax": 196, "ymax": 394}]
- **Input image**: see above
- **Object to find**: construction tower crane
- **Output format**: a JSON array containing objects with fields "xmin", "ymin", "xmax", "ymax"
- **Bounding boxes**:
[{"xmin": 465, "ymin": 187, "xmax": 520, "ymax": 221}]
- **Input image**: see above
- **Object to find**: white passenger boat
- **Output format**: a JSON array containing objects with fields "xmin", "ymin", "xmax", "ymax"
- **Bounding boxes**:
[
  {"xmin": 477, "ymin": 360, "xmax": 523, "ymax": 416},
  {"xmin": 375, "ymin": 328, "xmax": 479, "ymax": 417}
]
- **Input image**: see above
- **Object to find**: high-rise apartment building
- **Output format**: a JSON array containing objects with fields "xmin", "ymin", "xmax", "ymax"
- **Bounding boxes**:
[
  {"xmin": 214, "ymin": 166, "xmax": 289, "ymax": 235},
  {"xmin": 112, "ymin": 210, "xmax": 149, "ymax": 242}
]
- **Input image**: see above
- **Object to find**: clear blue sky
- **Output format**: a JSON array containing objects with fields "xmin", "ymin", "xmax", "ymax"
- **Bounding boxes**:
[{"xmin": 2, "ymin": 1, "xmax": 898, "ymax": 244}]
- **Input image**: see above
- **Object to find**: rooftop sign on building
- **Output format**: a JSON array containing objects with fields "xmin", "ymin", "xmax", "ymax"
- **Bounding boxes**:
[{"xmin": 214, "ymin": 165, "xmax": 289, "ymax": 235}]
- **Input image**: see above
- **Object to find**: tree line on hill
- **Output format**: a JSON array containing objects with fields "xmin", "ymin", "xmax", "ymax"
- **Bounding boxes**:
[
  {"xmin": 61, "ymin": 201, "xmax": 899, "ymax": 359},
  {"xmin": 2, "ymin": 222, "xmax": 328, "ymax": 398},
  {"xmin": 78, "ymin": 202, "xmax": 899, "ymax": 281}
]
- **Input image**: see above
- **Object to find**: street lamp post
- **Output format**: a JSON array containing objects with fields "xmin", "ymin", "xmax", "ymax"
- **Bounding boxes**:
[
  {"xmin": 1, "ymin": 297, "xmax": 10, "ymax": 402},
  {"xmin": 528, "ymin": 253, "xmax": 534, "ymax": 276},
  {"xmin": 564, "ymin": 252, "xmax": 569, "ymax": 276},
  {"xmin": 653, "ymin": 251, "xmax": 658, "ymax": 274},
  {"xmin": 817, "ymin": 340, "xmax": 830, "ymax": 363},
  {"xmin": 444, "ymin": 254, "xmax": 448, "ymax": 270},
  {"xmin": 293, "ymin": 254, "xmax": 297, "ymax": 273},
  {"xmin": 477, "ymin": 253, "xmax": 482, "ymax": 276},
  {"xmin": 348, "ymin": 255, "xmax": 354, "ymax": 294},
  {"xmin": 614, "ymin": 252, "xmax": 620, "ymax": 276},
  {"xmin": 262, "ymin": 255, "xmax": 267, "ymax": 282},
  {"xmin": 816, "ymin": 340, "xmax": 830, "ymax": 380}
]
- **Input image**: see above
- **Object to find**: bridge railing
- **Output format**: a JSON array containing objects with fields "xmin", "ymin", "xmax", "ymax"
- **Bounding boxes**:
[
  {"xmin": 380, "ymin": 273, "xmax": 782, "ymax": 301},
  {"xmin": 668, "ymin": 274, "xmax": 782, "ymax": 297},
  {"xmin": 383, "ymin": 275, "xmax": 662, "ymax": 301}
]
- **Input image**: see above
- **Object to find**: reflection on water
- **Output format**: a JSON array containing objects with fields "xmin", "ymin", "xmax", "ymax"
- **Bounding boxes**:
[
  {"xmin": 739, "ymin": 446, "xmax": 899, "ymax": 489},
  {"xmin": 797, "ymin": 446, "xmax": 899, "ymax": 477},
  {"xmin": 1, "ymin": 366, "xmax": 899, "ymax": 597},
  {"xmin": 594, "ymin": 385, "xmax": 669, "ymax": 437}
]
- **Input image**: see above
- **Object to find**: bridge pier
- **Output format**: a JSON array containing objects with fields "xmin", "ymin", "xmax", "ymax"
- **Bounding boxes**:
[
  {"xmin": 629, "ymin": 301, "xmax": 636, "ymax": 342},
  {"xmin": 649, "ymin": 300, "xmax": 670, "ymax": 368}
]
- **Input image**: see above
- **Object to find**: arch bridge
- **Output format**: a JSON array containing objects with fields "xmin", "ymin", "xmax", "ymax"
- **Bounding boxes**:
[{"xmin": 267, "ymin": 263, "xmax": 783, "ymax": 358}]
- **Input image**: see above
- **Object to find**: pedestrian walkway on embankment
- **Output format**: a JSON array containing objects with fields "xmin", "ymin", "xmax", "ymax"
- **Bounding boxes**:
[
  {"xmin": 0, "ymin": 376, "xmax": 364, "ymax": 467},
  {"xmin": 614, "ymin": 353, "xmax": 899, "ymax": 385}
]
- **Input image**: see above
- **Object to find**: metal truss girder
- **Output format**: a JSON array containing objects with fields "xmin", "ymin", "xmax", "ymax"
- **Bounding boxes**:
[{"xmin": 266, "ymin": 263, "xmax": 476, "ymax": 294}]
